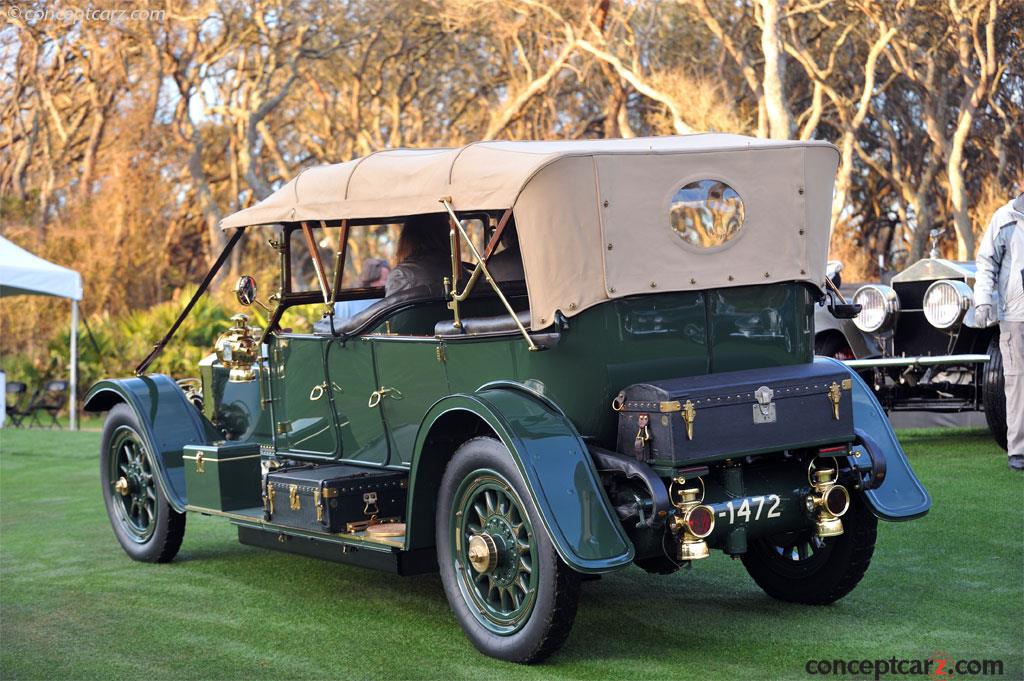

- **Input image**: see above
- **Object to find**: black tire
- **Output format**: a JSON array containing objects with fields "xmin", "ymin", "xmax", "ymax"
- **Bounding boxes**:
[
  {"xmin": 100, "ymin": 403, "xmax": 186, "ymax": 563},
  {"xmin": 436, "ymin": 436, "xmax": 581, "ymax": 663},
  {"xmin": 982, "ymin": 332, "xmax": 1008, "ymax": 451},
  {"xmin": 815, "ymin": 332, "xmax": 855, "ymax": 361},
  {"xmin": 740, "ymin": 495, "xmax": 876, "ymax": 605}
]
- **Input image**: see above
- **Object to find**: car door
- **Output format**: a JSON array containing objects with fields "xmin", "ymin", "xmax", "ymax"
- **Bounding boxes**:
[
  {"xmin": 325, "ymin": 337, "xmax": 392, "ymax": 465},
  {"xmin": 371, "ymin": 337, "xmax": 449, "ymax": 466},
  {"xmin": 268, "ymin": 335, "xmax": 339, "ymax": 457}
]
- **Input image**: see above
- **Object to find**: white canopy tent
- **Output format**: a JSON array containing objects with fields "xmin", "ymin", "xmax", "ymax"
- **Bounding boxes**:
[{"xmin": 0, "ymin": 235, "xmax": 84, "ymax": 430}]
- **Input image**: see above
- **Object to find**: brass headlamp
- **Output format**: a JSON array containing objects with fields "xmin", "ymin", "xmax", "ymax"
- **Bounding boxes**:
[{"xmin": 214, "ymin": 313, "xmax": 260, "ymax": 382}]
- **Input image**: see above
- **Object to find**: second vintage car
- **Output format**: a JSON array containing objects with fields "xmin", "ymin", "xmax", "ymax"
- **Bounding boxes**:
[
  {"xmin": 814, "ymin": 249, "xmax": 1007, "ymax": 449},
  {"xmin": 85, "ymin": 135, "xmax": 930, "ymax": 663}
]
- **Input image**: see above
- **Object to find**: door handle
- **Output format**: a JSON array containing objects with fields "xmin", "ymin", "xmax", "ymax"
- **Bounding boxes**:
[
  {"xmin": 368, "ymin": 386, "xmax": 402, "ymax": 408},
  {"xmin": 310, "ymin": 383, "xmax": 326, "ymax": 401},
  {"xmin": 310, "ymin": 382, "xmax": 343, "ymax": 401}
]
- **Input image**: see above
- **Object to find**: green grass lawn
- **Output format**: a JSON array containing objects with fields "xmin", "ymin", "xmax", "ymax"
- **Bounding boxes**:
[{"xmin": 1, "ymin": 426, "xmax": 1021, "ymax": 680}]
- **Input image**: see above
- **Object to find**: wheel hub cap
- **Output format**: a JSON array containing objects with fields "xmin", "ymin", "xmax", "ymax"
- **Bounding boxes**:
[
  {"xmin": 468, "ymin": 533, "xmax": 499, "ymax": 573},
  {"xmin": 114, "ymin": 477, "xmax": 130, "ymax": 496}
]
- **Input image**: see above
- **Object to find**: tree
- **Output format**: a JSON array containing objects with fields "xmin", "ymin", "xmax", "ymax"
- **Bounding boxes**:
[{"xmin": 1, "ymin": 0, "xmax": 1021, "ymax": 370}]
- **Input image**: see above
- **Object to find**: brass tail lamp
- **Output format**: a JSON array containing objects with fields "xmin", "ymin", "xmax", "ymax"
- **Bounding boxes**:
[
  {"xmin": 806, "ymin": 465, "xmax": 851, "ymax": 538},
  {"xmin": 669, "ymin": 477, "xmax": 716, "ymax": 561}
]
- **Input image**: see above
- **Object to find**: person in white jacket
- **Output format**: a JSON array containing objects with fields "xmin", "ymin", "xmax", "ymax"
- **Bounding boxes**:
[{"xmin": 973, "ymin": 193, "xmax": 1024, "ymax": 471}]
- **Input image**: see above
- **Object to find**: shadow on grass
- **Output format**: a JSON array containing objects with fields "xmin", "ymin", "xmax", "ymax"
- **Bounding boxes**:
[{"xmin": 192, "ymin": 532, "xmax": 838, "ymax": 666}]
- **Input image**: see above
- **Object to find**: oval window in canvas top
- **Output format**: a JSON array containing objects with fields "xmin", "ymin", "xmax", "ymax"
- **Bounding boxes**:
[{"xmin": 669, "ymin": 179, "xmax": 746, "ymax": 249}]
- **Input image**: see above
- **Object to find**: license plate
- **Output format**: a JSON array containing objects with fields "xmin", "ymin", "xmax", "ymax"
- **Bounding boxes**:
[{"xmin": 714, "ymin": 495, "xmax": 783, "ymax": 525}]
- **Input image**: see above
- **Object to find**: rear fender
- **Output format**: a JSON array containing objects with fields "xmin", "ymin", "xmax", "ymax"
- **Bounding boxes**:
[
  {"xmin": 407, "ymin": 383, "xmax": 635, "ymax": 573},
  {"xmin": 84, "ymin": 375, "xmax": 214, "ymax": 513},
  {"xmin": 817, "ymin": 357, "xmax": 932, "ymax": 520}
]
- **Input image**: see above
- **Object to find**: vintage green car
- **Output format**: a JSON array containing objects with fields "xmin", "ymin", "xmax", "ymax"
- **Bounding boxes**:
[{"xmin": 86, "ymin": 135, "xmax": 930, "ymax": 663}]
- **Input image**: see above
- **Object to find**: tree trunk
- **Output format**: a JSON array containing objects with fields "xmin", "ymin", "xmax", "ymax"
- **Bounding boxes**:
[
  {"xmin": 947, "ymin": 127, "xmax": 976, "ymax": 259},
  {"xmin": 831, "ymin": 131, "xmax": 856, "ymax": 232},
  {"xmin": 79, "ymin": 88, "xmax": 114, "ymax": 201},
  {"xmin": 944, "ymin": 0, "xmax": 998, "ymax": 259},
  {"xmin": 11, "ymin": 112, "xmax": 38, "ymax": 201},
  {"xmin": 759, "ymin": 0, "xmax": 793, "ymax": 139},
  {"xmin": 186, "ymin": 131, "xmax": 228, "ymax": 273},
  {"xmin": 909, "ymin": 196, "xmax": 934, "ymax": 262},
  {"xmin": 908, "ymin": 158, "xmax": 941, "ymax": 262}
]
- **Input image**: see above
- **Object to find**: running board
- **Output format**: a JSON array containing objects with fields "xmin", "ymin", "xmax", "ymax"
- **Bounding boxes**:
[
  {"xmin": 236, "ymin": 525, "xmax": 437, "ymax": 576},
  {"xmin": 185, "ymin": 503, "xmax": 405, "ymax": 550}
]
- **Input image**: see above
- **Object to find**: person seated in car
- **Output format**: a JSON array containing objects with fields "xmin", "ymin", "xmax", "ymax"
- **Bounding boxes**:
[
  {"xmin": 386, "ymin": 213, "xmax": 453, "ymax": 296},
  {"xmin": 333, "ymin": 258, "xmax": 390, "ymax": 318},
  {"xmin": 486, "ymin": 222, "xmax": 525, "ymax": 282}
]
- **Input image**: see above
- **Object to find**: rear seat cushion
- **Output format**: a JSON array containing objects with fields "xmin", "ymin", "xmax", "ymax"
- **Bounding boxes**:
[
  {"xmin": 435, "ymin": 310, "xmax": 531, "ymax": 337},
  {"xmin": 313, "ymin": 286, "xmax": 434, "ymax": 335}
]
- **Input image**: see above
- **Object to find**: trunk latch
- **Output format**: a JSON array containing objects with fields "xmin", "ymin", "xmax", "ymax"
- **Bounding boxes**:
[
  {"xmin": 827, "ymin": 381, "xmax": 842, "ymax": 420},
  {"xmin": 753, "ymin": 385, "xmax": 776, "ymax": 424}
]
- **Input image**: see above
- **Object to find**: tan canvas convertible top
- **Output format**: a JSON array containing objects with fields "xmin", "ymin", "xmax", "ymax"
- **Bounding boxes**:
[{"xmin": 220, "ymin": 134, "xmax": 840, "ymax": 328}]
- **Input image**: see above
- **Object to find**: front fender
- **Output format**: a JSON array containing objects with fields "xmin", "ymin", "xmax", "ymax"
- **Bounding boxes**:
[
  {"xmin": 84, "ymin": 375, "xmax": 215, "ymax": 513},
  {"xmin": 813, "ymin": 308, "xmax": 880, "ymax": 358},
  {"xmin": 817, "ymin": 357, "xmax": 932, "ymax": 521},
  {"xmin": 407, "ymin": 384, "xmax": 634, "ymax": 573}
]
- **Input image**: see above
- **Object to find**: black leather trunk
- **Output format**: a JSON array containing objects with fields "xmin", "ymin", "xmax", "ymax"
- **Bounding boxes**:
[
  {"xmin": 263, "ymin": 464, "xmax": 406, "ymax": 533},
  {"xmin": 616, "ymin": 363, "xmax": 854, "ymax": 466}
]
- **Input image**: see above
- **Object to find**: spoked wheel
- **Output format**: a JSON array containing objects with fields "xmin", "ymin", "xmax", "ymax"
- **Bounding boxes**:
[
  {"xmin": 109, "ymin": 425, "xmax": 158, "ymax": 542},
  {"xmin": 741, "ymin": 495, "xmax": 876, "ymax": 605},
  {"xmin": 756, "ymin": 533, "xmax": 833, "ymax": 575},
  {"xmin": 437, "ymin": 437, "xmax": 580, "ymax": 663},
  {"xmin": 100, "ymin": 404, "xmax": 185, "ymax": 563},
  {"xmin": 455, "ymin": 475, "xmax": 539, "ymax": 630}
]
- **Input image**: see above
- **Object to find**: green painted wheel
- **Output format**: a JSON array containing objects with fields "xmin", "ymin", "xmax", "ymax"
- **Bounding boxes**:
[
  {"xmin": 100, "ymin": 403, "xmax": 185, "ymax": 563},
  {"xmin": 107, "ymin": 425, "xmax": 158, "ymax": 543},
  {"xmin": 451, "ymin": 470, "xmax": 539, "ymax": 634},
  {"xmin": 436, "ymin": 437, "xmax": 580, "ymax": 663}
]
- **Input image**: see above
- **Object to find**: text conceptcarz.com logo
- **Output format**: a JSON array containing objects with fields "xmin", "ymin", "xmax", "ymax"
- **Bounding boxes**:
[{"xmin": 804, "ymin": 655, "xmax": 1005, "ymax": 680}]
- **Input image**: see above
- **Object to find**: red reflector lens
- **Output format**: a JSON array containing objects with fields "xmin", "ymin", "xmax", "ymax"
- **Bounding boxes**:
[
  {"xmin": 819, "ymin": 445, "xmax": 847, "ymax": 454},
  {"xmin": 687, "ymin": 506, "xmax": 714, "ymax": 538}
]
